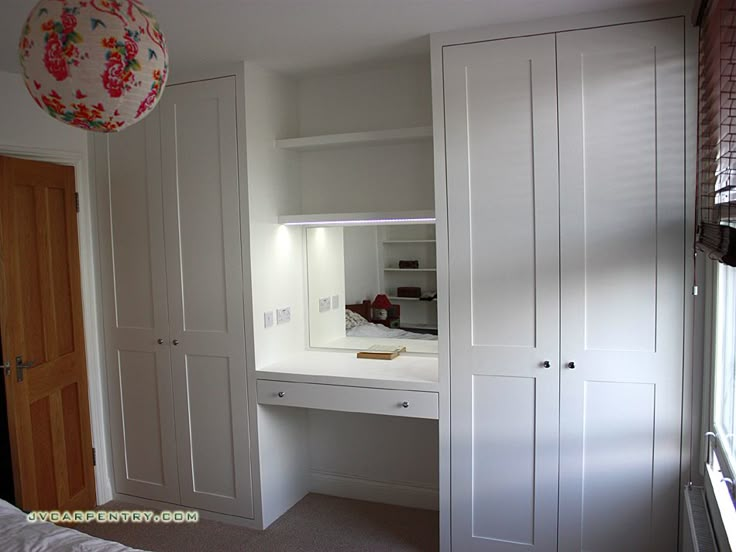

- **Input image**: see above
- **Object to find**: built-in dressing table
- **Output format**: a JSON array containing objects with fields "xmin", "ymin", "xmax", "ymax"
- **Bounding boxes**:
[{"xmin": 256, "ymin": 351, "xmax": 439, "ymax": 419}]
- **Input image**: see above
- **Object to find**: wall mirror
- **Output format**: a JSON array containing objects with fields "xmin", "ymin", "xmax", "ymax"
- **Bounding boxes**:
[{"xmin": 306, "ymin": 223, "xmax": 438, "ymax": 354}]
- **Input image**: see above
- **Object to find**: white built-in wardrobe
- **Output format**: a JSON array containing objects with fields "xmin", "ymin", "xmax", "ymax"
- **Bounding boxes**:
[
  {"xmin": 94, "ymin": 76, "xmax": 254, "ymax": 518},
  {"xmin": 438, "ymin": 17, "xmax": 686, "ymax": 552}
]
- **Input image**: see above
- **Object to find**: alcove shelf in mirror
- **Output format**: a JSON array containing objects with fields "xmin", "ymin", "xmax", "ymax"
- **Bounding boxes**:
[{"xmin": 274, "ymin": 125, "xmax": 433, "ymax": 151}]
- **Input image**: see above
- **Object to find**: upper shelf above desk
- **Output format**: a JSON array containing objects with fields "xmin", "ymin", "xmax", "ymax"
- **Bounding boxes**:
[
  {"xmin": 256, "ymin": 350, "xmax": 439, "ymax": 393},
  {"xmin": 274, "ymin": 126, "xmax": 433, "ymax": 151}
]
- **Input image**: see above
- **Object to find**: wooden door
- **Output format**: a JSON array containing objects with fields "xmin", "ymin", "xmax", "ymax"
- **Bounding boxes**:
[
  {"xmin": 557, "ymin": 19, "xmax": 685, "ymax": 552},
  {"xmin": 94, "ymin": 115, "xmax": 181, "ymax": 503},
  {"xmin": 0, "ymin": 156, "xmax": 96, "ymax": 510},
  {"xmin": 443, "ymin": 35, "xmax": 560, "ymax": 551},
  {"xmin": 160, "ymin": 77, "xmax": 254, "ymax": 518}
]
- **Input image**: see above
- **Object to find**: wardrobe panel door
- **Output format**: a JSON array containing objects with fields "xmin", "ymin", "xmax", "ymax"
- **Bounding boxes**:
[
  {"xmin": 160, "ymin": 77, "xmax": 254, "ymax": 518},
  {"xmin": 444, "ymin": 34, "xmax": 560, "ymax": 552},
  {"xmin": 557, "ymin": 18, "xmax": 685, "ymax": 552},
  {"xmin": 94, "ymin": 118, "xmax": 180, "ymax": 503}
]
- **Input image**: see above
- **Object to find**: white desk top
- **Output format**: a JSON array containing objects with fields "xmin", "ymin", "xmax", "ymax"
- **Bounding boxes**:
[{"xmin": 256, "ymin": 350, "xmax": 439, "ymax": 392}]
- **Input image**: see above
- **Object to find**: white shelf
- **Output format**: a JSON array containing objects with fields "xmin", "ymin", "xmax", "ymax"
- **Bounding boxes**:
[
  {"xmin": 388, "ymin": 296, "xmax": 437, "ymax": 303},
  {"xmin": 383, "ymin": 240, "xmax": 436, "ymax": 244},
  {"xmin": 256, "ymin": 350, "xmax": 439, "ymax": 392},
  {"xmin": 275, "ymin": 126, "xmax": 433, "ymax": 151},
  {"xmin": 279, "ymin": 210, "xmax": 435, "ymax": 227},
  {"xmin": 384, "ymin": 268, "xmax": 437, "ymax": 272}
]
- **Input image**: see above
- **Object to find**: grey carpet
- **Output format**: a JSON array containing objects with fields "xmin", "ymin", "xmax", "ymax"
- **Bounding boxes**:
[{"xmin": 75, "ymin": 493, "xmax": 439, "ymax": 551}]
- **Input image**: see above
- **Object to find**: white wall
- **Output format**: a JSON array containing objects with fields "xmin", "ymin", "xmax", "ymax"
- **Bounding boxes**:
[
  {"xmin": 243, "ymin": 63, "xmax": 310, "ymax": 526},
  {"xmin": 244, "ymin": 64, "xmax": 306, "ymax": 369},
  {"xmin": 0, "ymin": 70, "xmax": 112, "ymax": 504},
  {"xmin": 306, "ymin": 227, "xmax": 347, "ymax": 347},
  {"xmin": 0, "ymin": 71, "xmax": 88, "ymax": 152},
  {"xmin": 296, "ymin": 58, "xmax": 434, "ymax": 214},
  {"xmin": 343, "ymin": 226, "xmax": 381, "ymax": 304}
]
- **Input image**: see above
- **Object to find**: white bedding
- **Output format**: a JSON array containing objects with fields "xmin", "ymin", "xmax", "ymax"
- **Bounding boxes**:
[
  {"xmin": 0, "ymin": 499, "xmax": 145, "ymax": 552},
  {"xmin": 347, "ymin": 322, "xmax": 438, "ymax": 340}
]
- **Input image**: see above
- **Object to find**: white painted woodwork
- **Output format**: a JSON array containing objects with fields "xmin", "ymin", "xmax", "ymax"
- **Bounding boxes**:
[
  {"xmin": 257, "ymin": 380, "xmax": 438, "ymax": 419},
  {"xmin": 443, "ymin": 34, "xmax": 561, "ymax": 551},
  {"xmin": 556, "ymin": 19, "xmax": 685, "ymax": 552},
  {"xmin": 275, "ymin": 126, "xmax": 432, "ymax": 151},
  {"xmin": 96, "ymin": 117, "xmax": 181, "ymax": 504},
  {"xmin": 159, "ymin": 77, "xmax": 254, "ymax": 518},
  {"xmin": 256, "ymin": 350, "xmax": 439, "ymax": 392}
]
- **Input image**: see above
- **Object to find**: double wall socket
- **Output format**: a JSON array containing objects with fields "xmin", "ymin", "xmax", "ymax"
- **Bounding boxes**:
[{"xmin": 277, "ymin": 307, "xmax": 291, "ymax": 324}]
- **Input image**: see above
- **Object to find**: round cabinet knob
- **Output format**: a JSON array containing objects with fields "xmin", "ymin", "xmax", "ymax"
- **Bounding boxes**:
[
  {"xmin": 157, "ymin": 338, "xmax": 164, "ymax": 345},
  {"xmin": 542, "ymin": 360, "xmax": 551, "ymax": 368},
  {"xmin": 568, "ymin": 361, "xmax": 576, "ymax": 369},
  {"xmin": 172, "ymin": 339, "xmax": 179, "ymax": 346},
  {"xmin": 278, "ymin": 391, "xmax": 285, "ymax": 398},
  {"xmin": 402, "ymin": 401, "xmax": 410, "ymax": 408}
]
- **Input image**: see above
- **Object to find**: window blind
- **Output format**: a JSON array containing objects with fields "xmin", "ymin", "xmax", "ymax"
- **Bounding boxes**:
[{"xmin": 697, "ymin": 0, "xmax": 736, "ymax": 266}]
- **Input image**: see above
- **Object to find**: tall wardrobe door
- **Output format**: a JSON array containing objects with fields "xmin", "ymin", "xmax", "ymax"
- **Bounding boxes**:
[
  {"xmin": 160, "ymin": 77, "xmax": 254, "ymax": 518},
  {"xmin": 444, "ymin": 35, "xmax": 560, "ymax": 552},
  {"xmin": 557, "ymin": 18, "xmax": 685, "ymax": 552},
  {"xmin": 95, "ymin": 118, "xmax": 181, "ymax": 503}
]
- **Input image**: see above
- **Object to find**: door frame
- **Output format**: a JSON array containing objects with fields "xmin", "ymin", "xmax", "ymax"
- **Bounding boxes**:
[{"xmin": 0, "ymin": 141, "xmax": 112, "ymax": 505}]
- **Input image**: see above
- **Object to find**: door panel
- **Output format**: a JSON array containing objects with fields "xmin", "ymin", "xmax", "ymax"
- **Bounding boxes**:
[
  {"xmin": 444, "ymin": 35, "xmax": 560, "ymax": 551},
  {"xmin": 160, "ymin": 77, "xmax": 253, "ymax": 518},
  {"xmin": 557, "ymin": 19, "xmax": 685, "ymax": 552},
  {"xmin": 95, "ymin": 118, "xmax": 181, "ymax": 504},
  {"xmin": 0, "ymin": 156, "xmax": 95, "ymax": 510}
]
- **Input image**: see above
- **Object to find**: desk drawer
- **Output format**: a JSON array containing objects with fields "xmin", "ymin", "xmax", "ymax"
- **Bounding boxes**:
[{"xmin": 257, "ymin": 380, "xmax": 438, "ymax": 420}]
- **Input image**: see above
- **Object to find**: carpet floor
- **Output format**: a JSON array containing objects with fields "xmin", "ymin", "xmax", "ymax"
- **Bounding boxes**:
[{"xmin": 75, "ymin": 494, "xmax": 439, "ymax": 552}]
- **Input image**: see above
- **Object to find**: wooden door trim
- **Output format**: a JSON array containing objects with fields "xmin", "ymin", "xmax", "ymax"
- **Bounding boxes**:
[{"xmin": 0, "ymin": 144, "xmax": 111, "ymax": 505}]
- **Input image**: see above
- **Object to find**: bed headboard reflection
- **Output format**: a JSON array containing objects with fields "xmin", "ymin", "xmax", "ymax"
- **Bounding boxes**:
[{"xmin": 346, "ymin": 300, "xmax": 372, "ymax": 321}]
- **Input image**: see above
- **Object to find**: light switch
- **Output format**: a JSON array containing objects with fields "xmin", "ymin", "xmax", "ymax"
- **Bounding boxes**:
[
  {"xmin": 264, "ymin": 311, "xmax": 274, "ymax": 328},
  {"xmin": 319, "ymin": 298, "xmax": 331, "ymax": 312},
  {"xmin": 331, "ymin": 295, "xmax": 340, "ymax": 309}
]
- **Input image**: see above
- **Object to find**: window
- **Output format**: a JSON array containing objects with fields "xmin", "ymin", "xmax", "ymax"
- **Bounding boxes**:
[{"xmin": 715, "ymin": 262, "xmax": 736, "ymax": 474}]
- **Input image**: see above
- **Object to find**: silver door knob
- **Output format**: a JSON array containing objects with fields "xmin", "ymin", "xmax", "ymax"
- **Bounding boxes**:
[
  {"xmin": 402, "ymin": 401, "xmax": 410, "ymax": 408},
  {"xmin": 567, "ymin": 361, "xmax": 576, "ymax": 369},
  {"xmin": 542, "ymin": 360, "xmax": 551, "ymax": 368},
  {"xmin": 157, "ymin": 338, "xmax": 164, "ymax": 345},
  {"xmin": 2, "ymin": 361, "xmax": 9, "ymax": 377},
  {"xmin": 172, "ymin": 339, "xmax": 179, "ymax": 346},
  {"xmin": 278, "ymin": 391, "xmax": 285, "ymax": 398}
]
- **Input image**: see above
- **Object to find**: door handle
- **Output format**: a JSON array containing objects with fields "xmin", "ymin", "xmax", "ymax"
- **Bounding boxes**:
[
  {"xmin": 16, "ymin": 356, "xmax": 36, "ymax": 383},
  {"xmin": 2, "ymin": 361, "xmax": 9, "ymax": 377},
  {"xmin": 567, "ymin": 361, "xmax": 576, "ymax": 370}
]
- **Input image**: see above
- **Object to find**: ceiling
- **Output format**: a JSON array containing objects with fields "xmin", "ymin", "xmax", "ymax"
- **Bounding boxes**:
[{"xmin": 1, "ymin": 0, "xmax": 668, "ymax": 76}]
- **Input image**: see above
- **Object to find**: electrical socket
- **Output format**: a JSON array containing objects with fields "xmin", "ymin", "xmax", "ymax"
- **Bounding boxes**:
[
  {"xmin": 319, "ymin": 298, "xmax": 331, "ymax": 312},
  {"xmin": 331, "ymin": 295, "xmax": 340, "ymax": 309},
  {"xmin": 264, "ymin": 311, "xmax": 274, "ymax": 328},
  {"xmin": 276, "ymin": 307, "xmax": 291, "ymax": 324}
]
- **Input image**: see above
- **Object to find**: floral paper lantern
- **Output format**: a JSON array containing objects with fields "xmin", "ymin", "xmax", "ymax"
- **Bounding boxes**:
[{"xmin": 19, "ymin": 0, "xmax": 168, "ymax": 132}]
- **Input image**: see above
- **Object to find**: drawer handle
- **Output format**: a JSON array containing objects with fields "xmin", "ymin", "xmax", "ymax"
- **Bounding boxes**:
[
  {"xmin": 278, "ymin": 391, "xmax": 285, "ymax": 398},
  {"xmin": 402, "ymin": 401, "xmax": 410, "ymax": 408}
]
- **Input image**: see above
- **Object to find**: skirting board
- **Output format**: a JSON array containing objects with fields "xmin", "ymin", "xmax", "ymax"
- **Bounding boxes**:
[
  {"xmin": 111, "ymin": 493, "xmax": 263, "ymax": 530},
  {"xmin": 309, "ymin": 471, "xmax": 439, "ymax": 511}
]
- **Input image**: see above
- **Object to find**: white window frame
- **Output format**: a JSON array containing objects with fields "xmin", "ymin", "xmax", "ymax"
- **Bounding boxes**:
[{"xmin": 706, "ymin": 258, "xmax": 736, "ymax": 552}]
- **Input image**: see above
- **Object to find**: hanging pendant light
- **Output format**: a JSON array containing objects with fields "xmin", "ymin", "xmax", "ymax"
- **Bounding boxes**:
[{"xmin": 19, "ymin": 0, "xmax": 168, "ymax": 133}]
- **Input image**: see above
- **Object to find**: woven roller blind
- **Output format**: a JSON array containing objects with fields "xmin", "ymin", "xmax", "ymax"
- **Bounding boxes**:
[
  {"xmin": 697, "ymin": 0, "xmax": 736, "ymax": 265},
  {"xmin": 697, "ymin": 0, "xmax": 736, "ymax": 264}
]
